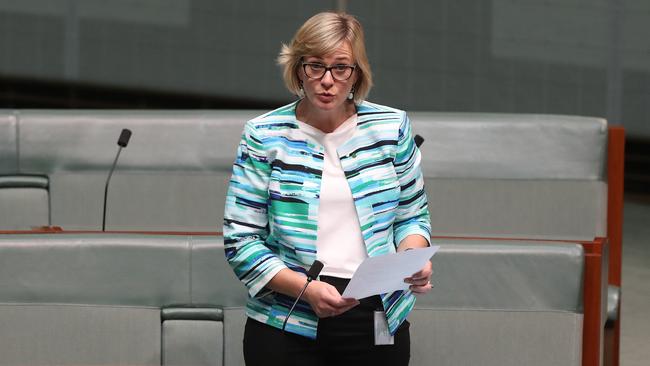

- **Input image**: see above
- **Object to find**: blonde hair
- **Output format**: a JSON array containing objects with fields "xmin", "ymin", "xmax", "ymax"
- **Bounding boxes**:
[{"xmin": 277, "ymin": 12, "xmax": 373, "ymax": 103}]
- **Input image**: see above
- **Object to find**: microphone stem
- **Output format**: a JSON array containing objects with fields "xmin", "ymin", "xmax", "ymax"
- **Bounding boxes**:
[
  {"xmin": 102, "ymin": 147, "xmax": 123, "ymax": 232},
  {"xmin": 282, "ymin": 277, "xmax": 313, "ymax": 332}
]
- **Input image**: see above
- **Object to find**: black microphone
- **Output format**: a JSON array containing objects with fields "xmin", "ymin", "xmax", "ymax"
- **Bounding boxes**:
[
  {"xmin": 117, "ymin": 129, "xmax": 132, "ymax": 147},
  {"xmin": 282, "ymin": 260, "xmax": 324, "ymax": 332},
  {"xmin": 102, "ymin": 128, "xmax": 132, "ymax": 231},
  {"xmin": 306, "ymin": 260, "xmax": 324, "ymax": 280},
  {"xmin": 414, "ymin": 134, "xmax": 425, "ymax": 148}
]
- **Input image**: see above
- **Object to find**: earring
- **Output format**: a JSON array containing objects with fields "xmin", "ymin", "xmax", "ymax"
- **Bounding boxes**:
[
  {"xmin": 298, "ymin": 81, "xmax": 305, "ymax": 98},
  {"xmin": 347, "ymin": 88, "xmax": 355, "ymax": 100}
]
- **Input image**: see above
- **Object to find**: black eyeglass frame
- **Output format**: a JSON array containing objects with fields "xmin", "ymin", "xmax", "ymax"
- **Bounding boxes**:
[{"xmin": 301, "ymin": 62, "xmax": 357, "ymax": 81}]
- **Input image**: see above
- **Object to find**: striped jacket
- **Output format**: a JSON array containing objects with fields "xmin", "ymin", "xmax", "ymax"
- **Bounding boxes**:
[{"xmin": 223, "ymin": 100, "xmax": 431, "ymax": 339}]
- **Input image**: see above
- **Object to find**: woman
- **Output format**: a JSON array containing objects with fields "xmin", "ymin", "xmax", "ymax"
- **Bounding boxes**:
[{"xmin": 224, "ymin": 11, "xmax": 432, "ymax": 365}]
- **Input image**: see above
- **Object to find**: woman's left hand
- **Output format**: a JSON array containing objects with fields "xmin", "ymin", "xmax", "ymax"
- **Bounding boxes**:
[{"xmin": 404, "ymin": 260, "xmax": 433, "ymax": 294}]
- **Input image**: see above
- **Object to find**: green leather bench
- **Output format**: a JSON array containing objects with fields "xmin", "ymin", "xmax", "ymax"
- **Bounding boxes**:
[
  {"xmin": 0, "ymin": 109, "xmax": 606, "ymax": 238},
  {"xmin": 0, "ymin": 109, "xmax": 611, "ymax": 365},
  {"xmin": 0, "ymin": 233, "xmax": 584, "ymax": 366}
]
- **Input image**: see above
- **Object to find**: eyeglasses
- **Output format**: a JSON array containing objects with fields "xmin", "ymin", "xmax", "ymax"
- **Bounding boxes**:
[{"xmin": 301, "ymin": 62, "xmax": 356, "ymax": 81}]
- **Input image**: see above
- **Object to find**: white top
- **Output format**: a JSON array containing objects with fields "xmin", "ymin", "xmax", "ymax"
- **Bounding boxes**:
[{"xmin": 297, "ymin": 114, "xmax": 368, "ymax": 278}]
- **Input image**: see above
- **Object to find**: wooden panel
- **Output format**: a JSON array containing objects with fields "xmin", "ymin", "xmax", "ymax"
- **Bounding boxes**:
[
  {"xmin": 581, "ymin": 237, "xmax": 605, "ymax": 366},
  {"xmin": 607, "ymin": 125, "xmax": 625, "ymax": 286},
  {"xmin": 606, "ymin": 126, "xmax": 625, "ymax": 366}
]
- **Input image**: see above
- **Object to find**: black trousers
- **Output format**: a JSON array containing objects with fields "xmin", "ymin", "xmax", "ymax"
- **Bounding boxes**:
[{"xmin": 243, "ymin": 276, "xmax": 410, "ymax": 366}]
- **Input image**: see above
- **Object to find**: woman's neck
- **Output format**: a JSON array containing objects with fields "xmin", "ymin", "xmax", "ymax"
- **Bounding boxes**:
[{"xmin": 296, "ymin": 100, "xmax": 357, "ymax": 133}]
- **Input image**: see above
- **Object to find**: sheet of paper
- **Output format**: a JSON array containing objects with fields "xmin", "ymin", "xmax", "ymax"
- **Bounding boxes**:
[{"xmin": 341, "ymin": 246, "xmax": 439, "ymax": 299}]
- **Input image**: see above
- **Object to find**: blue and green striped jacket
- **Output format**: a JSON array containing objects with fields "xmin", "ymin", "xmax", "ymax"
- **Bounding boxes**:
[{"xmin": 224, "ymin": 100, "xmax": 431, "ymax": 339}]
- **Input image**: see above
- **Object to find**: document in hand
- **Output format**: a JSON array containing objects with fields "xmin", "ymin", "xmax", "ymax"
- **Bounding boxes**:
[{"xmin": 341, "ymin": 246, "xmax": 440, "ymax": 299}]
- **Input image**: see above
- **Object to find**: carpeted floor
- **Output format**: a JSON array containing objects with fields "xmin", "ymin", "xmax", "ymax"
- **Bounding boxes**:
[{"xmin": 620, "ymin": 197, "xmax": 650, "ymax": 366}]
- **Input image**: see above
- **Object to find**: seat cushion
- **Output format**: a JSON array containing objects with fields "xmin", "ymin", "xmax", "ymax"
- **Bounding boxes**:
[
  {"xmin": 163, "ymin": 320, "xmax": 223, "ymax": 366},
  {"xmin": 409, "ymin": 309, "xmax": 582, "ymax": 366},
  {"xmin": 0, "ymin": 304, "xmax": 160, "ymax": 366},
  {"xmin": 0, "ymin": 187, "xmax": 49, "ymax": 230}
]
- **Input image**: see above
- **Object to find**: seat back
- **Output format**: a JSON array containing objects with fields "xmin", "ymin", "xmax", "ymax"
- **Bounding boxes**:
[
  {"xmin": 411, "ymin": 238, "xmax": 584, "ymax": 366},
  {"xmin": 410, "ymin": 112, "xmax": 607, "ymax": 240},
  {"xmin": 0, "ymin": 234, "xmax": 246, "ymax": 366},
  {"xmin": 7, "ymin": 110, "xmax": 259, "ymax": 230},
  {"xmin": 1, "ymin": 110, "xmax": 608, "ymax": 237}
]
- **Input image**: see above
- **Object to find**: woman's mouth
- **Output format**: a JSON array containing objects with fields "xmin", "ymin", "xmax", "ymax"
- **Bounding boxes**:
[{"xmin": 317, "ymin": 93, "xmax": 335, "ymax": 102}]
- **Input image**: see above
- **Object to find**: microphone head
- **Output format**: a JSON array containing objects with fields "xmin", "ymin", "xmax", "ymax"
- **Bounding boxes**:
[
  {"xmin": 117, "ymin": 129, "xmax": 132, "ymax": 147},
  {"xmin": 306, "ymin": 260, "xmax": 324, "ymax": 280},
  {"xmin": 414, "ymin": 134, "xmax": 425, "ymax": 148}
]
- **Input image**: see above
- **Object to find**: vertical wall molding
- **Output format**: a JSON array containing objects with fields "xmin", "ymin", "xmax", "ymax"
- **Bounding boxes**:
[
  {"xmin": 64, "ymin": 0, "xmax": 79, "ymax": 80},
  {"xmin": 607, "ymin": 0, "xmax": 623, "ymax": 124},
  {"xmin": 336, "ymin": 0, "xmax": 347, "ymax": 13}
]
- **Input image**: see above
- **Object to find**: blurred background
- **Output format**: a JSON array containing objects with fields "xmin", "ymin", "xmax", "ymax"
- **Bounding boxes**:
[
  {"xmin": 1, "ymin": 0, "xmax": 648, "ymax": 194},
  {"xmin": 0, "ymin": 1, "xmax": 647, "ymax": 364}
]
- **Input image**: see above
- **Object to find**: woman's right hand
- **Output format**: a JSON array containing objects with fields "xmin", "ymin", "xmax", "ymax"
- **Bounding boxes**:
[{"xmin": 303, "ymin": 280, "xmax": 359, "ymax": 318}]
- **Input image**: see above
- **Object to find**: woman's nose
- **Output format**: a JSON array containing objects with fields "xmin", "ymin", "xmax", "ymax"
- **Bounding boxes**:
[{"xmin": 320, "ymin": 69, "xmax": 335, "ymax": 86}]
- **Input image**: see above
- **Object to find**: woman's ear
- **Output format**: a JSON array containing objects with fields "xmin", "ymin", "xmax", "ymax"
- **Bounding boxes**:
[{"xmin": 296, "ymin": 62, "xmax": 304, "ymax": 81}]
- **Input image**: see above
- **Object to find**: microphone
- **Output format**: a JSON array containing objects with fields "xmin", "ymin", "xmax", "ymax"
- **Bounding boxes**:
[
  {"xmin": 102, "ymin": 129, "xmax": 132, "ymax": 231},
  {"xmin": 414, "ymin": 134, "xmax": 425, "ymax": 148},
  {"xmin": 282, "ymin": 260, "xmax": 324, "ymax": 332},
  {"xmin": 117, "ymin": 129, "xmax": 132, "ymax": 147},
  {"xmin": 306, "ymin": 259, "xmax": 324, "ymax": 280}
]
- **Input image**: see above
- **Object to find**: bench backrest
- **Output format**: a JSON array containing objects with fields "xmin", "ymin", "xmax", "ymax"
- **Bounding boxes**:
[
  {"xmin": 0, "ymin": 234, "xmax": 583, "ymax": 366},
  {"xmin": 1, "ymin": 109, "xmax": 607, "ymax": 241}
]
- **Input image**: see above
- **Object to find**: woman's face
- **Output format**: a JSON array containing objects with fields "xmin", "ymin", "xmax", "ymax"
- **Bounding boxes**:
[{"xmin": 299, "ymin": 41, "xmax": 358, "ymax": 114}]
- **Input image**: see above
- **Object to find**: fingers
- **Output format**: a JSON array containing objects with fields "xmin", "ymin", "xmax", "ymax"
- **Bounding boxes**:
[
  {"xmin": 322, "ymin": 286, "xmax": 359, "ymax": 308},
  {"xmin": 404, "ymin": 261, "xmax": 433, "ymax": 283},
  {"xmin": 409, "ymin": 268, "xmax": 433, "ymax": 280},
  {"xmin": 409, "ymin": 281, "xmax": 433, "ymax": 294},
  {"xmin": 413, "ymin": 261, "xmax": 433, "ymax": 277},
  {"xmin": 334, "ymin": 300, "xmax": 359, "ymax": 316},
  {"xmin": 316, "ymin": 302, "xmax": 359, "ymax": 318},
  {"xmin": 321, "ymin": 297, "xmax": 359, "ymax": 317},
  {"xmin": 304, "ymin": 280, "xmax": 359, "ymax": 318},
  {"xmin": 404, "ymin": 261, "xmax": 434, "ymax": 295},
  {"xmin": 404, "ymin": 275, "xmax": 431, "ymax": 286},
  {"xmin": 318, "ymin": 298, "xmax": 359, "ymax": 318}
]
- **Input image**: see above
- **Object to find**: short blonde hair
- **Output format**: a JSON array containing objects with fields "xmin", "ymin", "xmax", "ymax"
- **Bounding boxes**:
[{"xmin": 277, "ymin": 12, "xmax": 373, "ymax": 103}]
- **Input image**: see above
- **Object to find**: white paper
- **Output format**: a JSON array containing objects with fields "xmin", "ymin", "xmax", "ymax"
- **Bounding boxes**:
[{"xmin": 341, "ymin": 246, "xmax": 439, "ymax": 299}]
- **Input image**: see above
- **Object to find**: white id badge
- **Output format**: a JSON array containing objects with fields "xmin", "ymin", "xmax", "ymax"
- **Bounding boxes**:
[{"xmin": 374, "ymin": 311, "xmax": 394, "ymax": 345}]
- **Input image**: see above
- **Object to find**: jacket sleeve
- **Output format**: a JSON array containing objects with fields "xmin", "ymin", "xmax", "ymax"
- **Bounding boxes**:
[
  {"xmin": 223, "ymin": 121, "xmax": 287, "ymax": 297},
  {"xmin": 393, "ymin": 112, "xmax": 432, "ymax": 247}
]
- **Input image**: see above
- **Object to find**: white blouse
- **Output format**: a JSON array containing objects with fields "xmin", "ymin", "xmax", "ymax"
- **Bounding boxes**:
[{"xmin": 297, "ymin": 114, "xmax": 368, "ymax": 278}]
